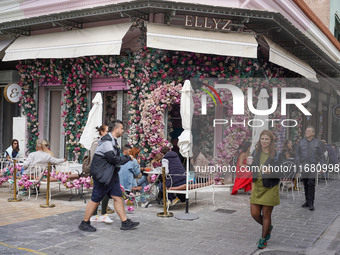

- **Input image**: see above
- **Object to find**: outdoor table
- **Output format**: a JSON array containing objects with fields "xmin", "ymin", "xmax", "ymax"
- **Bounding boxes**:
[
  {"xmin": 55, "ymin": 161, "xmax": 82, "ymax": 175},
  {"xmin": 54, "ymin": 162, "xmax": 86, "ymax": 202},
  {"xmin": 144, "ymin": 167, "xmax": 162, "ymax": 175}
]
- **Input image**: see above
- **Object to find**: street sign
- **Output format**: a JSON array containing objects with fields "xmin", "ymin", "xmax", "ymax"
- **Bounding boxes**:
[
  {"xmin": 4, "ymin": 83, "xmax": 22, "ymax": 103},
  {"xmin": 333, "ymin": 104, "xmax": 340, "ymax": 120}
]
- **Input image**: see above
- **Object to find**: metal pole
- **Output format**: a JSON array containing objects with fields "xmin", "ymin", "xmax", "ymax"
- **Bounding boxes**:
[
  {"xmin": 40, "ymin": 163, "xmax": 55, "ymax": 208},
  {"xmin": 8, "ymin": 160, "xmax": 22, "ymax": 202},
  {"xmin": 185, "ymin": 156, "xmax": 189, "ymax": 213},
  {"xmin": 174, "ymin": 156, "xmax": 199, "ymax": 221},
  {"xmin": 157, "ymin": 167, "xmax": 173, "ymax": 217}
]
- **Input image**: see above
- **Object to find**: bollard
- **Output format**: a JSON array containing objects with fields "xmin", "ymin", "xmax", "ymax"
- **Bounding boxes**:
[
  {"xmin": 157, "ymin": 167, "xmax": 173, "ymax": 217},
  {"xmin": 8, "ymin": 160, "xmax": 23, "ymax": 202},
  {"xmin": 40, "ymin": 163, "xmax": 55, "ymax": 208}
]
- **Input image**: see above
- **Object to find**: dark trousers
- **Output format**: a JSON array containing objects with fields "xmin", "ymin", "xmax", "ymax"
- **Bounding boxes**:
[
  {"xmin": 302, "ymin": 178, "xmax": 315, "ymax": 205},
  {"xmin": 93, "ymin": 195, "xmax": 110, "ymax": 215}
]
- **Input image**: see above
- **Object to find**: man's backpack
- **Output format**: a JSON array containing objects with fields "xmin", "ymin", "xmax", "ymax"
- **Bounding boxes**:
[
  {"xmin": 82, "ymin": 155, "xmax": 91, "ymax": 176},
  {"xmin": 82, "ymin": 139, "xmax": 99, "ymax": 176}
]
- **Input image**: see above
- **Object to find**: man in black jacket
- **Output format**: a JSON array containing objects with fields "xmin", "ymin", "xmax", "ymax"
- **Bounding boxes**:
[
  {"xmin": 295, "ymin": 126, "xmax": 325, "ymax": 211},
  {"xmin": 79, "ymin": 120, "xmax": 139, "ymax": 232}
]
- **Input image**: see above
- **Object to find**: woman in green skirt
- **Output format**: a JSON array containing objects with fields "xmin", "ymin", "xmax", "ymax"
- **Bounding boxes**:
[{"xmin": 250, "ymin": 130, "xmax": 281, "ymax": 249}]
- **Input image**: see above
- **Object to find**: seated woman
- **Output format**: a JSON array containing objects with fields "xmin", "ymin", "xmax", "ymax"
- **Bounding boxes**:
[
  {"xmin": 160, "ymin": 146, "xmax": 186, "ymax": 205},
  {"xmin": 191, "ymin": 146, "xmax": 209, "ymax": 183},
  {"xmin": 4, "ymin": 139, "xmax": 21, "ymax": 161},
  {"xmin": 150, "ymin": 153, "xmax": 163, "ymax": 168},
  {"xmin": 119, "ymin": 147, "xmax": 149, "ymax": 207},
  {"xmin": 41, "ymin": 139, "xmax": 54, "ymax": 157}
]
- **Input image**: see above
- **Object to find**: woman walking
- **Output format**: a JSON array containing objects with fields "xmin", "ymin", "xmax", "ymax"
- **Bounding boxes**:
[
  {"xmin": 231, "ymin": 141, "xmax": 252, "ymax": 195},
  {"xmin": 250, "ymin": 130, "xmax": 281, "ymax": 249}
]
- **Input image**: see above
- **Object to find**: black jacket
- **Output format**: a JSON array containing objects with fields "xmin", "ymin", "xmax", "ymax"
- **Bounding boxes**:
[
  {"xmin": 295, "ymin": 138, "xmax": 325, "ymax": 166},
  {"xmin": 163, "ymin": 151, "xmax": 186, "ymax": 188},
  {"xmin": 252, "ymin": 150, "xmax": 281, "ymax": 188},
  {"xmin": 90, "ymin": 133, "xmax": 130, "ymax": 185}
]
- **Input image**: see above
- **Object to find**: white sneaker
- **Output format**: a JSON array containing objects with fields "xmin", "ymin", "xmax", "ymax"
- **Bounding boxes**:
[
  {"xmin": 99, "ymin": 214, "xmax": 113, "ymax": 224},
  {"xmin": 90, "ymin": 215, "xmax": 101, "ymax": 222}
]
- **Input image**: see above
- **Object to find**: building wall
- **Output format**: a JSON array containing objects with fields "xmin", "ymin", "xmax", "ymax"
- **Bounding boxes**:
[
  {"xmin": 304, "ymin": 0, "xmax": 330, "ymax": 28},
  {"xmin": 330, "ymin": 0, "xmax": 340, "ymax": 39}
]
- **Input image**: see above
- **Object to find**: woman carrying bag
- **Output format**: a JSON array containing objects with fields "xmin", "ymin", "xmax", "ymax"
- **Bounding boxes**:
[{"xmin": 250, "ymin": 130, "xmax": 281, "ymax": 249}]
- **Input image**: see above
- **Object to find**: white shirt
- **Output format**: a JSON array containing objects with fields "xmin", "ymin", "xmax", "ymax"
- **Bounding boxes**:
[{"xmin": 23, "ymin": 150, "xmax": 65, "ymax": 172}]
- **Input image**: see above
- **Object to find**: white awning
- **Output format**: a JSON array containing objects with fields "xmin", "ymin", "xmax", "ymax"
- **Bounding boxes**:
[
  {"xmin": 264, "ymin": 36, "xmax": 318, "ymax": 82},
  {"xmin": 147, "ymin": 23, "xmax": 258, "ymax": 59},
  {"xmin": 3, "ymin": 23, "xmax": 132, "ymax": 61},
  {"xmin": 0, "ymin": 37, "xmax": 14, "ymax": 59}
]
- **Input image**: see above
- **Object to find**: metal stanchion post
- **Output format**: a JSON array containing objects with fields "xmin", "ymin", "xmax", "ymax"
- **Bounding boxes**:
[
  {"xmin": 40, "ymin": 163, "xmax": 55, "ymax": 208},
  {"xmin": 8, "ymin": 160, "xmax": 22, "ymax": 202},
  {"xmin": 157, "ymin": 167, "xmax": 173, "ymax": 217}
]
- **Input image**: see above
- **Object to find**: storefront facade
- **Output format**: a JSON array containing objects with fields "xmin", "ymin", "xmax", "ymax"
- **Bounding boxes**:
[
  {"xmin": 0, "ymin": 70, "xmax": 21, "ymax": 154},
  {"xmin": 0, "ymin": 0, "xmax": 339, "ymax": 163}
]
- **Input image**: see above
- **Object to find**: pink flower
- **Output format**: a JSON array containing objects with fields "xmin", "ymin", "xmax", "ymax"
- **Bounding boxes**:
[{"xmin": 127, "ymin": 206, "xmax": 134, "ymax": 212}]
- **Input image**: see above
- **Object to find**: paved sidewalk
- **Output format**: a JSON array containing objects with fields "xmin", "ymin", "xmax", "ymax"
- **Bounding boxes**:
[{"xmin": 0, "ymin": 178, "xmax": 339, "ymax": 255}]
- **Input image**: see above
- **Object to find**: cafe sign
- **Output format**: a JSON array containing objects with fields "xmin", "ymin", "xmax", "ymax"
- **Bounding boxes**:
[
  {"xmin": 4, "ymin": 83, "xmax": 22, "ymax": 103},
  {"xmin": 333, "ymin": 104, "xmax": 340, "ymax": 120},
  {"xmin": 185, "ymin": 15, "xmax": 233, "ymax": 31}
]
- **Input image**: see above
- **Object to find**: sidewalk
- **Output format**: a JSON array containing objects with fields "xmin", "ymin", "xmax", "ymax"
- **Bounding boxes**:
[{"xmin": 0, "ymin": 178, "xmax": 339, "ymax": 255}]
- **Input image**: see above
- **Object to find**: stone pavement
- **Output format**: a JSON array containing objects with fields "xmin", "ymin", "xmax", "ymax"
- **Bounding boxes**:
[{"xmin": 0, "ymin": 177, "xmax": 339, "ymax": 255}]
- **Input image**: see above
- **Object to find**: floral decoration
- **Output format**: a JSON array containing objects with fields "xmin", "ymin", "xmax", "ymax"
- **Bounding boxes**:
[
  {"xmin": 139, "ymin": 81, "xmax": 182, "ymax": 158},
  {"xmin": 16, "ymin": 45, "xmax": 302, "ymax": 163}
]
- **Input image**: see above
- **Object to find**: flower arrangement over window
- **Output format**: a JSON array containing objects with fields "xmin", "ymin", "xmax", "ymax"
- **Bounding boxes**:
[
  {"xmin": 0, "ymin": 164, "xmax": 23, "ymax": 186},
  {"xmin": 16, "ymin": 46, "xmax": 301, "ymax": 162},
  {"xmin": 139, "ymin": 81, "xmax": 182, "ymax": 158},
  {"xmin": 0, "ymin": 165, "xmax": 93, "ymax": 190}
]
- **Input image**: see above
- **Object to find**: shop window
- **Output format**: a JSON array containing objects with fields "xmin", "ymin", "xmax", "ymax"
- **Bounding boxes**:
[
  {"xmin": 91, "ymin": 77, "xmax": 126, "ymax": 91},
  {"xmin": 335, "ymin": 14, "xmax": 340, "ymax": 42},
  {"xmin": 90, "ymin": 77, "xmax": 129, "ymax": 148}
]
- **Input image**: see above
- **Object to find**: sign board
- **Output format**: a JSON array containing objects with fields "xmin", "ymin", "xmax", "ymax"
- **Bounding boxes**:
[
  {"xmin": 4, "ymin": 83, "xmax": 22, "ymax": 103},
  {"xmin": 333, "ymin": 104, "xmax": 340, "ymax": 120}
]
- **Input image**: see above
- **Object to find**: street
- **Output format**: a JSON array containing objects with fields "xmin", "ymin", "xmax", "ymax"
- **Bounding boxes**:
[{"xmin": 0, "ymin": 177, "xmax": 339, "ymax": 255}]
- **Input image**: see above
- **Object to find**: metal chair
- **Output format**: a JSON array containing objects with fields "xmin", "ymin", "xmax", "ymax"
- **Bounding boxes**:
[{"xmin": 280, "ymin": 160, "xmax": 296, "ymax": 200}]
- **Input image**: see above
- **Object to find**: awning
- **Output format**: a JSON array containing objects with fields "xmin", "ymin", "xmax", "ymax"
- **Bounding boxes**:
[
  {"xmin": 3, "ymin": 23, "xmax": 132, "ymax": 61},
  {"xmin": 0, "ymin": 36, "xmax": 14, "ymax": 59},
  {"xmin": 264, "ymin": 36, "xmax": 318, "ymax": 82},
  {"xmin": 147, "ymin": 23, "xmax": 258, "ymax": 59}
]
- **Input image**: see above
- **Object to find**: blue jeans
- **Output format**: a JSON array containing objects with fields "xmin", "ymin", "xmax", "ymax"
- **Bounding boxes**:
[{"xmin": 137, "ymin": 175, "xmax": 148, "ymax": 203}]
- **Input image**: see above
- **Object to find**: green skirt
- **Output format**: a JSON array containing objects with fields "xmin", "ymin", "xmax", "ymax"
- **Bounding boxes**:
[{"xmin": 250, "ymin": 177, "xmax": 280, "ymax": 206}]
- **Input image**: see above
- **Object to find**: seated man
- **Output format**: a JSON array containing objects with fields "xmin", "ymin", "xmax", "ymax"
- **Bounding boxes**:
[
  {"xmin": 160, "ymin": 146, "xmax": 186, "ymax": 205},
  {"xmin": 23, "ymin": 142, "xmax": 66, "ymax": 173}
]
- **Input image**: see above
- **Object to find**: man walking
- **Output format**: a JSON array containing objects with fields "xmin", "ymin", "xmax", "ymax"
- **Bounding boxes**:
[
  {"xmin": 78, "ymin": 120, "xmax": 139, "ymax": 232},
  {"xmin": 295, "ymin": 126, "xmax": 325, "ymax": 211}
]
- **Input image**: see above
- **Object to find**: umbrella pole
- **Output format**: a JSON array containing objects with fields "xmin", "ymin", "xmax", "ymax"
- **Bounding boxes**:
[
  {"xmin": 185, "ymin": 156, "xmax": 189, "ymax": 213},
  {"xmin": 175, "ymin": 155, "xmax": 199, "ymax": 221}
]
